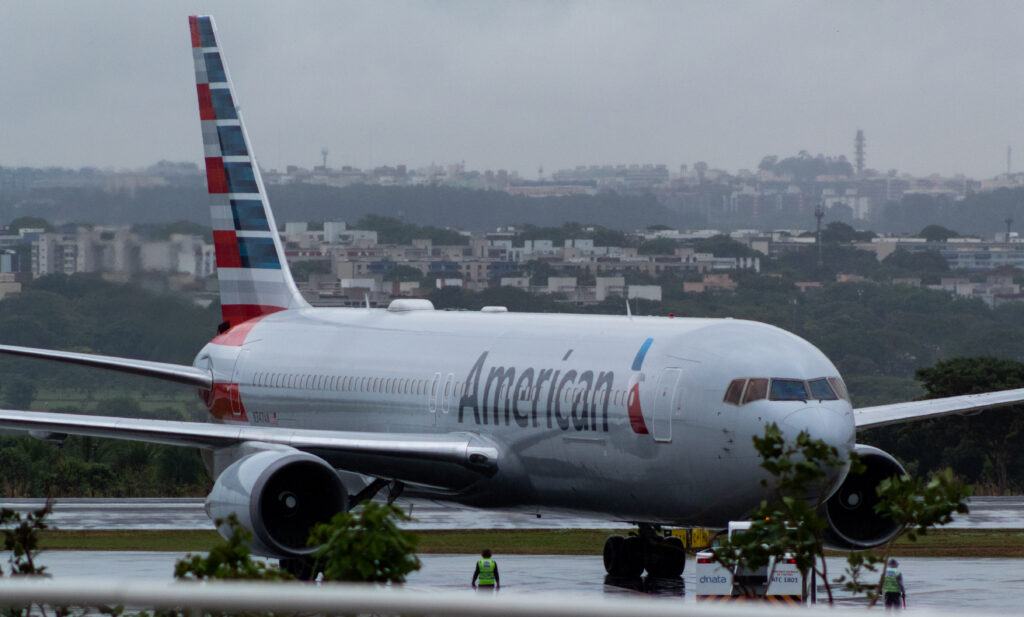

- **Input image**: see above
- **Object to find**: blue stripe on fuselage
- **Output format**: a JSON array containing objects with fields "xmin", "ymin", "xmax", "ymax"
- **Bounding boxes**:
[{"xmin": 631, "ymin": 337, "xmax": 653, "ymax": 371}]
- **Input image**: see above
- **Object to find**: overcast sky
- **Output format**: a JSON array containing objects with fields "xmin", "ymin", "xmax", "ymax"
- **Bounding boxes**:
[{"xmin": 3, "ymin": 1, "xmax": 1024, "ymax": 179}]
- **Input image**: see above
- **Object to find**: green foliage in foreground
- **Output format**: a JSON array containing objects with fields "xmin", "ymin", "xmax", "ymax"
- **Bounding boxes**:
[
  {"xmin": 309, "ymin": 501, "xmax": 421, "ymax": 583},
  {"xmin": 174, "ymin": 514, "xmax": 292, "ymax": 581},
  {"xmin": 1, "ymin": 503, "xmax": 51, "ymax": 577},
  {"xmin": 712, "ymin": 424, "xmax": 968, "ymax": 604}
]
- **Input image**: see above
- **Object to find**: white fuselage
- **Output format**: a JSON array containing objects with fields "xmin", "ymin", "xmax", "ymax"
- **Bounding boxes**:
[{"xmin": 197, "ymin": 307, "xmax": 856, "ymax": 526}]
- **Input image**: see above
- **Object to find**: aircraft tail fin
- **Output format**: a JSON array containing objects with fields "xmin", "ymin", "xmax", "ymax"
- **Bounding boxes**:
[{"xmin": 189, "ymin": 15, "xmax": 309, "ymax": 329}]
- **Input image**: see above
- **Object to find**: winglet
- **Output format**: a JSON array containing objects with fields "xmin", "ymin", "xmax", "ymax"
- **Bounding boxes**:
[{"xmin": 189, "ymin": 16, "xmax": 309, "ymax": 329}]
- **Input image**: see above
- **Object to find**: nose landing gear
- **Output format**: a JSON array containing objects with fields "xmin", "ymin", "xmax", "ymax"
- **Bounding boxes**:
[{"xmin": 603, "ymin": 524, "xmax": 686, "ymax": 579}]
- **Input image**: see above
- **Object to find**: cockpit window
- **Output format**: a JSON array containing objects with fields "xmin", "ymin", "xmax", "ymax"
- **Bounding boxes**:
[
  {"xmin": 742, "ymin": 378, "xmax": 769, "ymax": 404},
  {"xmin": 770, "ymin": 379, "xmax": 809, "ymax": 401},
  {"xmin": 723, "ymin": 379, "xmax": 746, "ymax": 405},
  {"xmin": 808, "ymin": 378, "xmax": 838, "ymax": 400},
  {"xmin": 827, "ymin": 377, "xmax": 850, "ymax": 402}
]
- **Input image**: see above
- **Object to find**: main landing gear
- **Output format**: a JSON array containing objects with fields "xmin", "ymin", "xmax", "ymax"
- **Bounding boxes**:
[{"xmin": 603, "ymin": 524, "xmax": 686, "ymax": 579}]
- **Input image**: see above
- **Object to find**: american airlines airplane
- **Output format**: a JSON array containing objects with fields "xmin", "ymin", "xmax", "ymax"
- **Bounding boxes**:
[{"xmin": 3, "ymin": 15, "xmax": 1024, "ymax": 579}]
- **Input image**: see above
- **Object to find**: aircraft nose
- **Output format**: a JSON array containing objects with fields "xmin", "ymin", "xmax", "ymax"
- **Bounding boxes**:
[{"xmin": 781, "ymin": 405, "xmax": 855, "ymax": 456}]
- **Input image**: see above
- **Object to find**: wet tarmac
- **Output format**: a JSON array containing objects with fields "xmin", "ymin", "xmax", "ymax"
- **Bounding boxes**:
[
  {"xmin": 4, "ymin": 498, "xmax": 1024, "ymax": 611},
  {"xmin": 31, "ymin": 551, "xmax": 1024, "ymax": 612},
  {"xmin": 2, "ymin": 496, "xmax": 1022, "ymax": 530}
]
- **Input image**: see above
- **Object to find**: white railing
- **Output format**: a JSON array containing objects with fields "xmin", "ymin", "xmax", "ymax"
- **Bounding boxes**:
[{"xmin": 0, "ymin": 578, "xmax": 968, "ymax": 617}]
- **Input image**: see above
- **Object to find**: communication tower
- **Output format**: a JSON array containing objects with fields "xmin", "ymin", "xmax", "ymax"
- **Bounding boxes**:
[
  {"xmin": 321, "ymin": 148, "xmax": 328, "ymax": 169},
  {"xmin": 815, "ymin": 203, "xmax": 825, "ymax": 267},
  {"xmin": 854, "ymin": 130, "xmax": 865, "ymax": 176}
]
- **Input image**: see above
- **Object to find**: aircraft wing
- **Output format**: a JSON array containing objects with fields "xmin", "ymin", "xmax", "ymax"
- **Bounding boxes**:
[
  {"xmin": 0, "ymin": 409, "xmax": 498, "ymax": 480},
  {"xmin": 0, "ymin": 344, "xmax": 211, "ymax": 388},
  {"xmin": 854, "ymin": 387, "xmax": 1024, "ymax": 430}
]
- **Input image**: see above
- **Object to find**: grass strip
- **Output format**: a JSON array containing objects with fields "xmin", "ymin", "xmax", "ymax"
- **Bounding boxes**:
[
  {"xmin": 38, "ymin": 528, "xmax": 1024, "ymax": 557},
  {"xmin": 40, "ymin": 530, "xmax": 222, "ymax": 551}
]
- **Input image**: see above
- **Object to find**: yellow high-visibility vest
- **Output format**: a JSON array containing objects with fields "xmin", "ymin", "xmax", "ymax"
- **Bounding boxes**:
[
  {"xmin": 883, "ymin": 568, "xmax": 901, "ymax": 593},
  {"xmin": 477, "ymin": 559, "xmax": 496, "ymax": 585}
]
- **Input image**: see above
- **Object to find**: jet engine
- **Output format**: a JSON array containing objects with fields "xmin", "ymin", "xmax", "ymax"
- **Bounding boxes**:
[
  {"xmin": 821, "ymin": 444, "xmax": 906, "ymax": 550},
  {"xmin": 206, "ymin": 447, "xmax": 348, "ymax": 559}
]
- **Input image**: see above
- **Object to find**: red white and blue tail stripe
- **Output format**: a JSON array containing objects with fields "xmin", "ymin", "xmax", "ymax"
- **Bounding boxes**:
[{"xmin": 189, "ymin": 15, "xmax": 308, "ymax": 329}]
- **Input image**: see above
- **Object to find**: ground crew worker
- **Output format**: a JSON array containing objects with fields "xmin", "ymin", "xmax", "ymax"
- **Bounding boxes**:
[
  {"xmin": 883, "ymin": 558, "xmax": 906, "ymax": 610},
  {"xmin": 471, "ymin": 548, "xmax": 500, "ymax": 591}
]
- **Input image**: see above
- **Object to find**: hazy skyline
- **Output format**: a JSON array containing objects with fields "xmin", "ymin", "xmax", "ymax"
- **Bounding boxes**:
[{"xmin": 3, "ymin": 1, "xmax": 1024, "ymax": 179}]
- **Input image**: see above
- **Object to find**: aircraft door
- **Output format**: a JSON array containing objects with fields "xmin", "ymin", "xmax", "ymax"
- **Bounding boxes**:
[
  {"xmin": 427, "ymin": 372, "xmax": 441, "ymax": 414},
  {"xmin": 653, "ymin": 368, "xmax": 682, "ymax": 443},
  {"xmin": 440, "ymin": 372, "xmax": 455, "ymax": 413},
  {"xmin": 229, "ymin": 347, "xmax": 250, "ymax": 418}
]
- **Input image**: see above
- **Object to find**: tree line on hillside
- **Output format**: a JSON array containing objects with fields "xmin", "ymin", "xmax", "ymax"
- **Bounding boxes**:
[
  {"xmin": 872, "ymin": 188, "xmax": 1023, "ymax": 236},
  {"xmin": 758, "ymin": 152, "xmax": 855, "ymax": 180},
  {"xmin": 7, "ymin": 179, "xmax": 1021, "ymax": 236},
  {"xmin": 1, "ymin": 183, "xmax": 676, "ymax": 231}
]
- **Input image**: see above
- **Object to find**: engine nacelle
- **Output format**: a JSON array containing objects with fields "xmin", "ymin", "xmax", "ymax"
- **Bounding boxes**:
[
  {"xmin": 206, "ymin": 448, "xmax": 348, "ymax": 559},
  {"xmin": 822, "ymin": 444, "xmax": 906, "ymax": 550}
]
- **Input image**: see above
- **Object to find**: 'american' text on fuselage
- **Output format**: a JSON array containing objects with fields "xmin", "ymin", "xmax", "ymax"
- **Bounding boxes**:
[{"xmin": 458, "ymin": 351, "xmax": 615, "ymax": 432}]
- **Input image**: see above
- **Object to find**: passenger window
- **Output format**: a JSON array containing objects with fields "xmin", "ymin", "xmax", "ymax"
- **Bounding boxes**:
[
  {"xmin": 723, "ymin": 379, "xmax": 746, "ymax": 405},
  {"xmin": 742, "ymin": 378, "xmax": 768, "ymax": 404},
  {"xmin": 808, "ymin": 378, "xmax": 838, "ymax": 400},
  {"xmin": 770, "ymin": 379, "xmax": 809, "ymax": 401}
]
